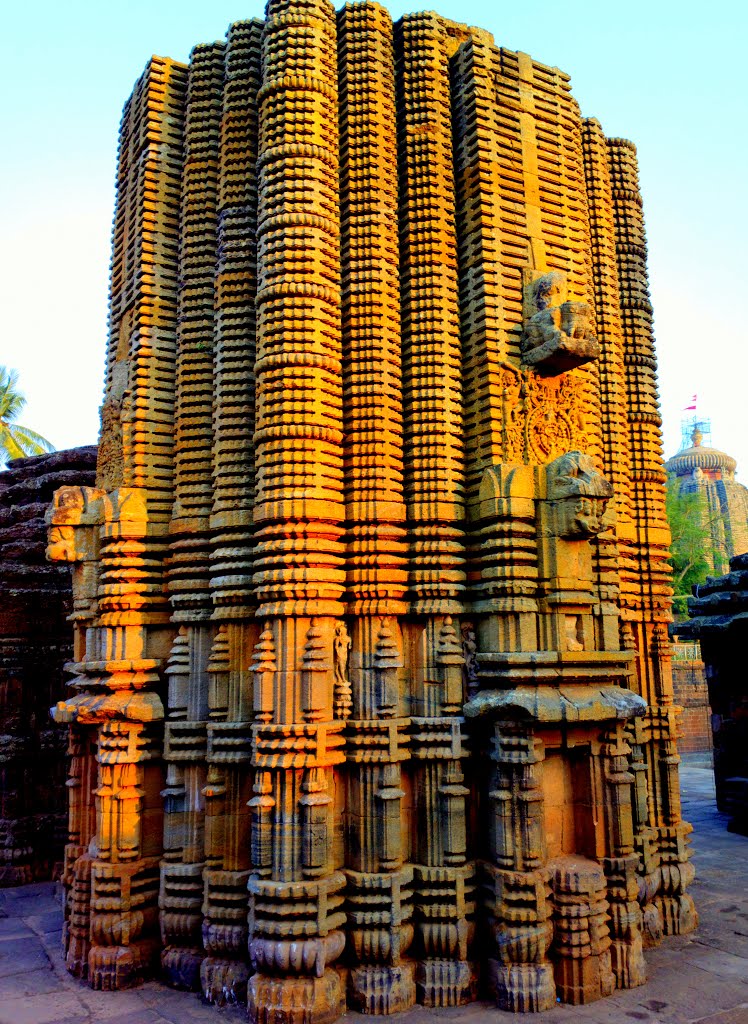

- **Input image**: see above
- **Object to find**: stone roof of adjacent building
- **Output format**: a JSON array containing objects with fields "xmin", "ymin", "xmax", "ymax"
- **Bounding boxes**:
[{"xmin": 674, "ymin": 551, "xmax": 748, "ymax": 638}]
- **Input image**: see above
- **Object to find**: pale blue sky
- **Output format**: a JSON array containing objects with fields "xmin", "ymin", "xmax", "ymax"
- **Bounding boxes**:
[{"xmin": 1, "ymin": 0, "xmax": 746, "ymax": 470}]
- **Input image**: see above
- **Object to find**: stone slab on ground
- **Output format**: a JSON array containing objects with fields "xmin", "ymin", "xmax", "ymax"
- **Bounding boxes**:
[{"xmin": 0, "ymin": 766, "xmax": 744, "ymax": 1024}]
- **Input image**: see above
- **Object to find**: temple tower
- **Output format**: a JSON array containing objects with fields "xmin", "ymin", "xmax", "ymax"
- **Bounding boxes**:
[
  {"xmin": 666, "ymin": 426, "xmax": 748, "ymax": 577},
  {"xmin": 48, "ymin": 2, "xmax": 695, "ymax": 1017}
]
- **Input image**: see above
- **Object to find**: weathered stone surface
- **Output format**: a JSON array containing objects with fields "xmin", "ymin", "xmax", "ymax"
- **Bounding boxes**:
[
  {"xmin": 0, "ymin": 447, "xmax": 97, "ymax": 885},
  {"xmin": 46, "ymin": 2, "xmax": 694, "ymax": 1018},
  {"xmin": 464, "ymin": 684, "xmax": 646, "ymax": 723}
]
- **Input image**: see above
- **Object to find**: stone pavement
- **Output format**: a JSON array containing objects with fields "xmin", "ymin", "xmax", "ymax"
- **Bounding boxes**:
[{"xmin": 0, "ymin": 766, "xmax": 745, "ymax": 1024}]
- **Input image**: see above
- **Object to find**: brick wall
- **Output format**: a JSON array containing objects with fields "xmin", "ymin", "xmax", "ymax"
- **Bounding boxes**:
[{"xmin": 672, "ymin": 653, "xmax": 712, "ymax": 754}]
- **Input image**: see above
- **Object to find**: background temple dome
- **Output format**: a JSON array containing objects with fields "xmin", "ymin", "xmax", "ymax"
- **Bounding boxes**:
[
  {"xmin": 667, "ymin": 428, "xmax": 738, "ymax": 480},
  {"xmin": 666, "ymin": 427, "xmax": 748, "ymax": 575}
]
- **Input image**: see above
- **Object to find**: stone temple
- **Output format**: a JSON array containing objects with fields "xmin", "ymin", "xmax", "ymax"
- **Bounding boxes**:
[
  {"xmin": 46, "ymin": 1, "xmax": 696, "ymax": 1018},
  {"xmin": 666, "ymin": 426, "xmax": 748, "ymax": 576}
]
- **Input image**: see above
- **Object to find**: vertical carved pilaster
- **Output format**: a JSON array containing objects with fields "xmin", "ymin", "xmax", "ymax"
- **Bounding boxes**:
[
  {"xmin": 394, "ymin": 13, "xmax": 479, "ymax": 1008},
  {"xmin": 89, "ymin": 721, "xmax": 163, "ymax": 989},
  {"xmin": 484, "ymin": 726, "xmax": 555, "ymax": 1012},
  {"xmin": 160, "ymin": 624, "xmax": 212, "ymax": 989},
  {"xmin": 201, "ymin": 621, "xmax": 254, "ymax": 1003},
  {"xmin": 409, "ymin": 618, "xmax": 475, "ymax": 1007},
  {"xmin": 210, "ymin": 18, "xmax": 263, "ymax": 616},
  {"xmin": 61, "ymin": 728, "xmax": 98, "ymax": 978},
  {"xmin": 248, "ymin": 2, "xmax": 347, "ymax": 1021},
  {"xmin": 395, "ymin": 12, "xmax": 465, "ymax": 616},
  {"xmin": 346, "ymin": 620, "xmax": 415, "ymax": 1014},
  {"xmin": 161, "ymin": 39, "xmax": 224, "ymax": 991},
  {"xmin": 600, "ymin": 727, "xmax": 646, "ymax": 990},
  {"xmin": 46, "ymin": 485, "xmax": 105, "ymax": 978},
  {"xmin": 608, "ymin": 137, "xmax": 697, "ymax": 939},
  {"xmin": 202, "ymin": 18, "xmax": 264, "ymax": 1004},
  {"xmin": 581, "ymin": 119, "xmax": 635, "ymax": 633},
  {"xmin": 337, "ymin": 0, "xmax": 407, "ymax": 624},
  {"xmin": 337, "ymin": 3, "xmax": 415, "ymax": 1012}
]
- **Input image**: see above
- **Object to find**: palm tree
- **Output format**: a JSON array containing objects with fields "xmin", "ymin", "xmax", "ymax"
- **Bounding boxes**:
[{"xmin": 0, "ymin": 366, "xmax": 54, "ymax": 467}]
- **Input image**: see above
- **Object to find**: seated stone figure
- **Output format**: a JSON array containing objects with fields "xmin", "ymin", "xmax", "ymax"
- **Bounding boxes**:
[{"xmin": 521, "ymin": 270, "xmax": 599, "ymax": 374}]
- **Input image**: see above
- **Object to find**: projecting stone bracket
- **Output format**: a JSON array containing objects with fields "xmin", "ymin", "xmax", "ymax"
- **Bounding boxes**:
[
  {"xmin": 51, "ymin": 688, "xmax": 164, "ymax": 725},
  {"xmin": 463, "ymin": 681, "xmax": 646, "ymax": 724}
]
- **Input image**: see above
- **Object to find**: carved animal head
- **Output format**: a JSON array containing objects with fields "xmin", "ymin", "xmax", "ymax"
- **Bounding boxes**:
[{"xmin": 546, "ymin": 452, "xmax": 613, "ymax": 538}]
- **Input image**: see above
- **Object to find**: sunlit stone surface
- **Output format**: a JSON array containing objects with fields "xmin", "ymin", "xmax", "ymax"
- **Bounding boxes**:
[{"xmin": 46, "ymin": 2, "xmax": 696, "ymax": 1016}]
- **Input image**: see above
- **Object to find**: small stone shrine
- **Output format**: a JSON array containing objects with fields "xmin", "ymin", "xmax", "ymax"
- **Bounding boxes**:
[
  {"xmin": 0, "ymin": 446, "xmax": 97, "ymax": 884},
  {"xmin": 47, "ymin": 2, "xmax": 696, "ymax": 1017}
]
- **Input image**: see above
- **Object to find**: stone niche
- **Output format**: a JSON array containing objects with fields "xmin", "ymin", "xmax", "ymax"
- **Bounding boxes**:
[
  {"xmin": 0, "ymin": 446, "xmax": 96, "ymax": 884},
  {"xmin": 46, "ymin": 1, "xmax": 694, "ymax": 1019}
]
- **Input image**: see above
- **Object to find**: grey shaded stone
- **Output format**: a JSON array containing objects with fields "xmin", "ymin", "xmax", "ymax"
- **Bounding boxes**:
[
  {"xmin": 0, "ymin": 968, "xmax": 59, "ymax": 999},
  {"xmin": 464, "ymin": 683, "xmax": 646, "ymax": 722},
  {"xmin": 0, "ymin": 938, "xmax": 49, "ymax": 978}
]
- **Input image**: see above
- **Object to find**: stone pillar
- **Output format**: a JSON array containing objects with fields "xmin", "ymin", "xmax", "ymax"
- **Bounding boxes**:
[
  {"xmin": 200, "ymin": 18, "xmax": 264, "ymax": 1006},
  {"xmin": 161, "ymin": 40, "xmax": 224, "ymax": 991},
  {"xmin": 395, "ymin": 13, "xmax": 477, "ymax": 1008},
  {"xmin": 247, "ymin": 2, "xmax": 347, "ymax": 1020},
  {"xmin": 51, "ymin": 54, "xmax": 187, "ymax": 990},
  {"xmin": 485, "ymin": 725, "xmax": 555, "ymax": 1012}
]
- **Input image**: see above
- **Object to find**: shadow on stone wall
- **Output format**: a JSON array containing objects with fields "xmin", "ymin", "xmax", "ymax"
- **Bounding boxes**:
[{"xmin": 0, "ymin": 446, "xmax": 97, "ymax": 884}]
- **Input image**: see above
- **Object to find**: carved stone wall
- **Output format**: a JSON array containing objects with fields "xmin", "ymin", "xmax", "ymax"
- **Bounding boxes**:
[
  {"xmin": 47, "ymin": 2, "xmax": 695, "ymax": 1017},
  {"xmin": 0, "ymin": 446, "xmax": 96, "ymax": 884}
]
